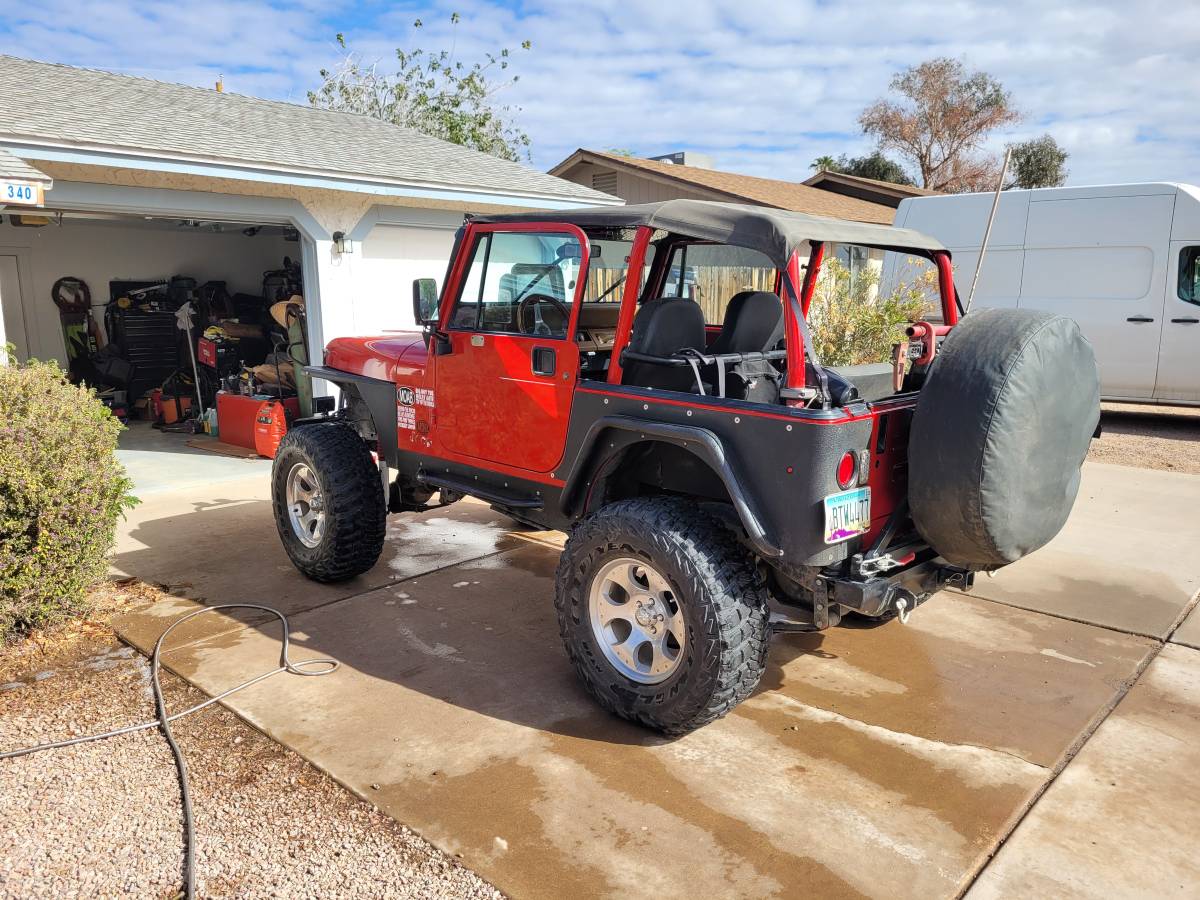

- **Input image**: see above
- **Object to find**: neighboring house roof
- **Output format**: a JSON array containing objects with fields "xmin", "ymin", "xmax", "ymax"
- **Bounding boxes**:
[
  {"xmin": 549, "ymin": 149, "xmax": 896, "ymax": 224},
  {"xmin": 0, "ymin": 55, "xmax": 615, "ymax": 205},
  {"xmin": 0, "ymin": 146, "xmax": 51, "ymax": 185},
  {"xmin": 803, "ymin": 170, "xmax": 939, "ymax": 208}
]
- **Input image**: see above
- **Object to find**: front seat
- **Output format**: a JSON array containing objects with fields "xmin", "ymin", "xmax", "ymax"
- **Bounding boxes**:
[
  {"xmin": 621, "ymin": 296, "xmax": 706, "ymax": 392},
  {"xmin": 708, "ymin": 291, "xmax": 784, "ymax": 355}
]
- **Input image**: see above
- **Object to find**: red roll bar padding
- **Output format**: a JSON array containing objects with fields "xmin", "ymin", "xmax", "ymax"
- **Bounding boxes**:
[
  {"xmin": 606, "ymin": 226, "xmax": 653, "ymax": 385},
  {"xmin": 783, "ymin": 243, "xmax": 824, "ymax": 390},
  {"xmin": 935, "ymin": 250, "xmax": 959, "ymax": 326}
]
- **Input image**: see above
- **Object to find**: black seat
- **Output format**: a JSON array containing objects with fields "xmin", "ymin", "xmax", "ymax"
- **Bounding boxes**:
[
  {"xmin": 702, "ymin": 291, "xmax": 785, "ymax": 401},
  {"xmin": 709, "ymin": 291, "xmax": 784, "ymax": 355},
  {"xmin": 621, "ymin": 296, "xmax": 706, "ymax": 392}
]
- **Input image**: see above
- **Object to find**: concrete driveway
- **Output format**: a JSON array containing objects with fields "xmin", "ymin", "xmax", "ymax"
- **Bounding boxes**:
[{"xmin": 111, "ymin": 462, "xmax": 1200, "ymax": 898}]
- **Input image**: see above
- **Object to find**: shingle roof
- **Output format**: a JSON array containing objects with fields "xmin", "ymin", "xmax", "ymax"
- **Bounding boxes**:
[
  {"xmin": 0, "ymin": 146, "xmax": 51, "ymax": 184},
  {"xmin": 0, "ymin": 55, "xmax": 614, "ymax": 204},
  {"xmin": 550, "ymin": 150, "xmax": 896, "ymax": 224}
]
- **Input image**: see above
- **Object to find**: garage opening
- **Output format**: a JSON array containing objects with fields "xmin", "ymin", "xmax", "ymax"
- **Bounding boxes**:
[{"xmin": 0, "ymin": 208, "xmax": 314, "ymax": 493}]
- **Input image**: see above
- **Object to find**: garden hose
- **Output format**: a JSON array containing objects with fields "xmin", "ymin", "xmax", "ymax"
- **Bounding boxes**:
[{"xmin": 0, "ymin": 604, "xmax": 339, "ymax": 900}]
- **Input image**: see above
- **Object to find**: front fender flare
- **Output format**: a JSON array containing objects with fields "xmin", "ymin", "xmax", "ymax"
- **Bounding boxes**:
[
  {"xmin": 559, "ymin": 416, "xmax": 783, "ymax": 558},
  {"xmin": 304, "ymin": 365, "xmax": 399, "ymax": 468}
]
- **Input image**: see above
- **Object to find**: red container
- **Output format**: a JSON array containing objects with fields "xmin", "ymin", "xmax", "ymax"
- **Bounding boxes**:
[
  {"xmin": 253, "ymin": 400, "xmax": 292, "ymax": 459},
  {"xmin": 197, "ymin": 337, "xmax": 217, "ymax": 368},
  {"xmin": 217, "ymin": 392, "xmax": 299, "ymax": 451}
]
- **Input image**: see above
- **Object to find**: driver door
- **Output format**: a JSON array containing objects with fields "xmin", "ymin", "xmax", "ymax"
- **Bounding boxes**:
[{"xmin": 434, "ymin": 223, "xmax": 587, "ymax": 474}]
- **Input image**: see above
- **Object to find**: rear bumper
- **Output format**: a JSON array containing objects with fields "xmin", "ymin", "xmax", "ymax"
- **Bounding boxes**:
[{"xmin": 814, "ymin": 557, "xmax": 973, "ymax": 628}]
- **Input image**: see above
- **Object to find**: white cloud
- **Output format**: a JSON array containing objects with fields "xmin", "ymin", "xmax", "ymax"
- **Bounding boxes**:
[{"xmin": 0, "ymin": 0, "xmax": 1196, "ymax": 187}]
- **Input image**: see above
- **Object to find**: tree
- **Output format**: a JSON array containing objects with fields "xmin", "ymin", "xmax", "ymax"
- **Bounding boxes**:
[
  {"xmin": 835, "ymin": 151, "xmax": 915, "ymax": 185},
  {"xmin": 308, "ymin": 15, "xmax": 532, "ymax": 162},
  {"xmin": 1005, "ymin": 134, "xmax": 1069, "ymax": 189},
  {"xmin": 859, "ymin": 58, "xmax": 1021, "ymax": 193},
  {"xmin": 810, "ymin": 155, "xmax": 840, "ymax": 172}
]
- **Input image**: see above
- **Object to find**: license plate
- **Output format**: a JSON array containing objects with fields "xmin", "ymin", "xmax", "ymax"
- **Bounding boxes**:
[{"xmin": 823, "ymin": 487, "xmax": 871, "ymax": 544}]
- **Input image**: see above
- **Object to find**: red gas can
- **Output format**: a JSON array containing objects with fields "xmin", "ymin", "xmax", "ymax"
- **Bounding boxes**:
[{"xmin": 253, "ymin": 400, "xmax": 291, "ymax": 459}]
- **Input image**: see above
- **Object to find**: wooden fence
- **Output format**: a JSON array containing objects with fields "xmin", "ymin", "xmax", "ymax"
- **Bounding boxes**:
[{"xmin": 585, "ymin": 266, "xmax": 777, "ymax": 323}]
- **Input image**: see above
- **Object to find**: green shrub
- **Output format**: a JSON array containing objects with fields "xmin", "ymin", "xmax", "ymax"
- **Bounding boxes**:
[
  {"xmin": 808, "ymin": 258, "xmax": 935, "ymax": 366},
  {"xmin": 0, "ymin": 354, "xmax": 136, "ymax": 639}
]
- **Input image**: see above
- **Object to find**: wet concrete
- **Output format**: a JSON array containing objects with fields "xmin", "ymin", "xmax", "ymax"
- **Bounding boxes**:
[
  {"xmin": 120, "ymin": 544, "xmax": 1156, "ymax": 899},
  {"xmin": 967, "ymin": 643, "xmax": 1200, "ymax": 898},
  {"xmin": 112, "ymin": 475, "xmax": 524, "ymax": 641},
  {"xmin": 962, "ymin": 463, "xmax": 1200, "ymax": 637}
]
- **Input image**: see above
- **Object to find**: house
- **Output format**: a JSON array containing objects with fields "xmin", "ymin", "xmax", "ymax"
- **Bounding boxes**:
[
  {"xmin": 549, "ymin": 149, "xmax": 905, "ymax": 293},
  {"xmin": 0, "ymin": 56, "xmax": 618, "ymax": 373},
  {"xmin": 801, "ymin": 169, "xmax": 938, "ymax": 209}
]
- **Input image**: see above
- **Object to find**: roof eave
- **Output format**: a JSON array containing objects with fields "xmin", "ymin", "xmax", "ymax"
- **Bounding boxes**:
[{"xmin": 5, "ymin": 138, "xmax": 623, "ymax": 210}]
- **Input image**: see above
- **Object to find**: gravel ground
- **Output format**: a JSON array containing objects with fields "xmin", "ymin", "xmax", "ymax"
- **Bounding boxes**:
[
  {"xmin": 1088, "ymin": 402, "xmax": 1200, "ymax": 475},
  {"xmin": 0, "ymin": 631, "xmax": 502, "ymax": 899}
]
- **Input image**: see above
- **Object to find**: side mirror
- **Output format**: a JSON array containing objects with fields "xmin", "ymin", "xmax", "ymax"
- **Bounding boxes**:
[{"xmin": 412, "ymin": 278, "xmax": 439, "ymax": 326}]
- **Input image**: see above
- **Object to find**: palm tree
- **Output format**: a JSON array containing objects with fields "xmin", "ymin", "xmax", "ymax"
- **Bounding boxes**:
[{"xmin": 811, "ymin": 155, "xmax": 839, "ymax": 172}]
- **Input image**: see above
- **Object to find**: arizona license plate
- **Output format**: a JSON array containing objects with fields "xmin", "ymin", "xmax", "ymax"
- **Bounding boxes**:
[{"xmin": 823, "ymin": 487, "xmax": 871, "ymax": 544}]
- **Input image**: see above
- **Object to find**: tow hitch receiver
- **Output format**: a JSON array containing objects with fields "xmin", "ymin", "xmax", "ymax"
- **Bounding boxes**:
[{"xmin": 812, "ymin": 559, "xmax": 973, "ymax": 629}]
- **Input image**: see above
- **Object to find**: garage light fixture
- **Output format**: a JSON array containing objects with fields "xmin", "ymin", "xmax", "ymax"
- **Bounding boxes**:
[{"xmin": 332, "ymin": 231, "xmax": 355, "ymax": 254}]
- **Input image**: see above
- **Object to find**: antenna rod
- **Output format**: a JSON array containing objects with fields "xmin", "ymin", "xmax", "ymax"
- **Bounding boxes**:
[{"xmin": 965, "ymin": 147, "xmax": 1012, "ymax": 314}]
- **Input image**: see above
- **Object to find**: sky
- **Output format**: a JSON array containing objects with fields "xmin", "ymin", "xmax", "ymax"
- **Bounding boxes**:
[{"xmin": 0, "ymin": 0, "xmax": 1196, "ymax": 187}]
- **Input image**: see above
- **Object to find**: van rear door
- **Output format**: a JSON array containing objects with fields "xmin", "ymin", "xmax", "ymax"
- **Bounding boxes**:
[{"xmin": 1018, "ymin": 194, "xmax": 1174, "ymax": 399}]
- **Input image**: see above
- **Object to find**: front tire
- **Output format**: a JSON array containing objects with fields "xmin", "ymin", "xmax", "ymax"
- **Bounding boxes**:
[
  {"xmin": 271, "ymin": 423, "xmax": 386, "ymax": 582},
  {"xmin": 554, "ymin": 497, "xmax": 770, "ymax": 735}
]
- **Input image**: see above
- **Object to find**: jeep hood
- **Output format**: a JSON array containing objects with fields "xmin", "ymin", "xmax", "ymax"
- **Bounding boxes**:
[{"xmin": 324, "ymin": 332, "xmax": 428, "ymax": 381}]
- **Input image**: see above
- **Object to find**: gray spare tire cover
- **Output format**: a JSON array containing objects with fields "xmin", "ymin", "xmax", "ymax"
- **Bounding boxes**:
[{"xmin": 908, "ymin": 308, "xmax": 1100, "ymax": 569}]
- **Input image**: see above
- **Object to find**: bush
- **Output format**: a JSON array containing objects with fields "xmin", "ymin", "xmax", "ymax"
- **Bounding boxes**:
[
  {"xmin": 0, "ymin": 354, "xmax": 136, "ymax": 639},
  {"xmin": 808, "ymin": 258, "xmax": 935, "ymax": 366}
]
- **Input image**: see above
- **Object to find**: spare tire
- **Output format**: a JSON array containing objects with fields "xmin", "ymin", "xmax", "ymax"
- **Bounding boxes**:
[{"xmin": 908, "ymin": 308, "xmax": 1100, "ymax": 569}]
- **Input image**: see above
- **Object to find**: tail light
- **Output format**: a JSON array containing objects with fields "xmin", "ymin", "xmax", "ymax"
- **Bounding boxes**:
[{"xmin": 836, "ymin": 450, "xmax": 857, "ymax": 490}]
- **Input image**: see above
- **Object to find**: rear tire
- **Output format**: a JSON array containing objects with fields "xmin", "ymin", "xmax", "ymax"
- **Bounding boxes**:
[
  {"xmin": 272, "ymin": 423, "xmax": 386, "ymax": 582},
  {"xmin": 554, "ymin": 497, "xmax": 770, "ymax": 735}
]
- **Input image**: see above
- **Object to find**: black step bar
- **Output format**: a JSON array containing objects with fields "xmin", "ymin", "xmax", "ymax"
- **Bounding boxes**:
[{"xmin": 417, "ymin": 470, "xmax": 544, "ymax": 509}]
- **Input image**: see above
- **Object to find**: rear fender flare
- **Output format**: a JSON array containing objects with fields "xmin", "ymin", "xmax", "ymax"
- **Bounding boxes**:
[
  {"xmin": 304, "ymin": 365, "xmax": 399, "ymax": 467},
  {"xmin": 559, "ymin": 416, "xmax": 783, "ymax": 558}
]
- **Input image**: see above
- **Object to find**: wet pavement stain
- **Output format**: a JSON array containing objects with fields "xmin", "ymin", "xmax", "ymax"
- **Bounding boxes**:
[{"xmin": 116, "ymin": 514, "xmax": 1171, "ymax": 900}]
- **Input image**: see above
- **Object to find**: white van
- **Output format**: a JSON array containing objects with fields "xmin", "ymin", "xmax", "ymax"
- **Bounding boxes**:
[{"xmin": 887, "ymin": 182, "xmax": 1200, "ymax": 404}]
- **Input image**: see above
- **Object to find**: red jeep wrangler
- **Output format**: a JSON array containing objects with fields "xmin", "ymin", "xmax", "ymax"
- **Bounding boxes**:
[{"xmin": 273, "ymin": 199, "xmax": 1100, "ymax": 735}]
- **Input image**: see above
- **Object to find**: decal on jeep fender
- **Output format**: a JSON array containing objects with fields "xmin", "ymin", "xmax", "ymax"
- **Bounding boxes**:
[{"xmin": 396, "ymin": 386, "xmax": 417, "ymax": 430}]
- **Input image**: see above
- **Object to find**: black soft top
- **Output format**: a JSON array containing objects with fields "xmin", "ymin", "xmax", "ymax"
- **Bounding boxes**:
[{"xmin": 471, "ymin": 198, "xmax": 945, "ymax": 268}]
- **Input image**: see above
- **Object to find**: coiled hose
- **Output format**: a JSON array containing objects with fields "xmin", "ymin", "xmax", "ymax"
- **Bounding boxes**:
[{"xmin": 0, "ymin": 604, "xmax": 339, "ymax": 899}]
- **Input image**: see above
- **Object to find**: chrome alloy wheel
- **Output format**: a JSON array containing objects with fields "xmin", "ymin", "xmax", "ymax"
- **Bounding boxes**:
[
  {"xmin": 286, "ymin": 462, "xmax": 326, "ymax": 548},
  {"xmin": 588, "ymin": 557, "xmax": 686, "ymax": 684}
]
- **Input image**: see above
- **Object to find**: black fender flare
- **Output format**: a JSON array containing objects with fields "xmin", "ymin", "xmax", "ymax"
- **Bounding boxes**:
[
  {"xmin": 303, "ymin": 366, "xmax": 399, "ymax": 468},
  {"xmin": 559, "ymin": 416, "xmax": 783, "ymax": 559}
]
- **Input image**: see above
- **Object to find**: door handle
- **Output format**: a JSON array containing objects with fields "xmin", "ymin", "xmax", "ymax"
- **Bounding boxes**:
[
  {"xmin": 1126, "ymin": 316, "xmax": 1155, "ymax": 323},
  {"xmin": 532, "ymin": 346, "xmax": 556, "ymax": 376},
  {"xmin": 1171, "ymin": 317, "xmax": 1200, "ymax": 324}
]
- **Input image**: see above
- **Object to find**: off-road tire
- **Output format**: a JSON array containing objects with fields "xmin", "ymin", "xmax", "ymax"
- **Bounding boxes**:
[
  {"xmin": 272, "ymin": 423, "xmax": 386, "ymax": 582},
  {"xmin": 554, "ymin": 497, "xmax": 770, "ymax": 735}
]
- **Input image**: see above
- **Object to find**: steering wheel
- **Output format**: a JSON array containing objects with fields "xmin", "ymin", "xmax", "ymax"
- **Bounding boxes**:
[{"xmin": 516, "ymin": 293, "xmax": 571, "ymax": 336}]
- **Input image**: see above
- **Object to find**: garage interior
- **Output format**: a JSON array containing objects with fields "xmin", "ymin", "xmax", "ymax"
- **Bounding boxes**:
[{"xmin": 1, "ymin": 208, "xmax": 317, "ymax": 490}]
